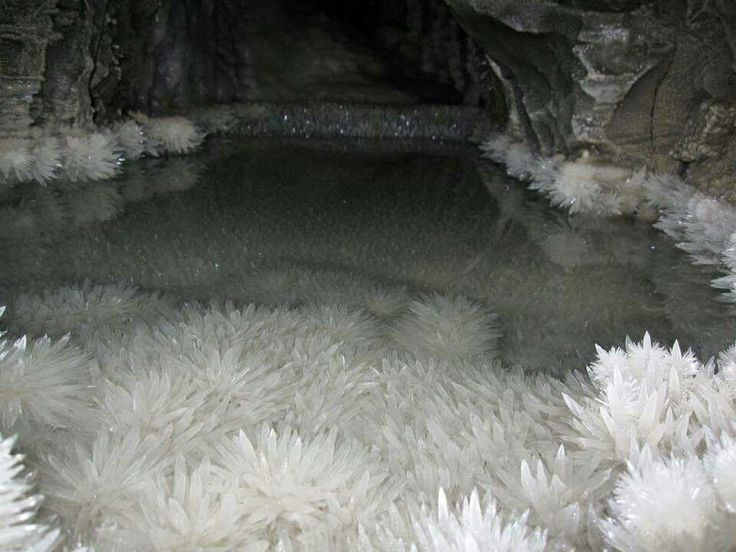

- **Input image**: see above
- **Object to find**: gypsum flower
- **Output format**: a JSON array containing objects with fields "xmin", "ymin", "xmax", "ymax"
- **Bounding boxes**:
[
  {"xmin": 214, "ymin": 426, "xmax": 387, "ymax": 543},
  {"xmin": 114, "ymin": 120, "xmax": 145, "ymax": 160},
  {"xmin": 172, "ymin": 345, "xmax": 291, "ymax": 432},
  {"xmin": 281, "ymin": 353, "xmax": 375, "ymax": 437},
  {"xmin": 144, "ymin": 117, "xmax": 204, "ymax": 156},
  {"xmin": 42, "ymin": 428, "xmax": 169, "ymax": 537},
  {"xmin": 390, "ymin": 293, "xmax": 500, "ymax": 361},
  {"xmin": 409, "ymin": 488, "xmax": 547, "ymax": 552},
  {"xmin": 0, "ymin": 138, "xmax": 33, "ymax": 184},
  {"xmin": 303, "ymin": 303, "xmax": 380, "ymax": 349},
  {"xmin": 561, "ymin": 335, "xmax": 720, "ymax": 461},
  {"xmin": 0, "ymin": 434, "xmax": 60, "ymax": 551},
  {"xmin": 10, "ymin": 282, "xmax": 162, "ymax": 339},
  {"xmin": 98, "ymin": 367, "xmax": 209, "ymax": 452},
  {"xmin": 62, "ymin": 133, "xmax": 121, "ymax": 182},
  {"xmin": 1, "ymin": 135, "xmax": 62, "ymax": 185},
  {"xmin": 705, "ymin": 434, "xmax": 736, "ymax": 513},
  {"xmin": 121, "ymin": 455, "xmax": 255, "ymax": 551},
  {"xmin": 362, "ymin": 285, "xmax": 409, "ymax": 319},
  {"xmin": 0, "ymin": 327, "xmax": 93, "ymax": 429},
  {"xmin": 677, "ymin": 196, "xmax": 736, "ymax": 265},
  {"xmin": 511, "ymin": 446, "xmax": 611, "ymax": 547},
  {"xmin": 30, "ymin": 136, "xmax": 62, "ymax": 184},
  {"xmin": 548, "ymin": 161, "xmax": 605, "ymax": 215},
  {"xmin": 600, "ymin": 453, "xmax": 717, "ymax": 551}
]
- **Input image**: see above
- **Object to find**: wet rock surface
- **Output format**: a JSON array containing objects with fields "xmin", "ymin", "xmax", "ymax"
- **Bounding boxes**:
[
  {"xmin": 447, "ymin": 0, "xmax": 736, "ymax": 197},
  {"xmin": 0, "ymin": 0, "xmax": 56, "ymax": 132},
  {"xmin": 1, "ymin": 0, "xmax": 482, "ymax": 130}
]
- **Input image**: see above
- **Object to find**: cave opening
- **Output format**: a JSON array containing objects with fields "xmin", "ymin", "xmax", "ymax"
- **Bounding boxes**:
[{"xmin": 83, "ymin": 0, "xmax": 506, "ymax": 124}]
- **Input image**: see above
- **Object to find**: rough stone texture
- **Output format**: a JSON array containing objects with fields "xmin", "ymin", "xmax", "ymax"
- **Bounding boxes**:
[
  {"xmin": 101, "ymin": 0, "xmax": 499, "ymax": 113},
  {"xmin": 447, "ymin": 0, "xmax": 736, "ymax": 198},
  {"xmin": 107, "ymin": 0, "xmax": 260, "ymax": 115},
  {"xmin": 306, "ymin": 0, "xmax": 506, "ymax": 110},
  {"xmin": 0, "ymin": 0, "xmax": 56, "ymax": 132},
  {"xmin": 0, "ymin": 0, "xmax": 111, "ymax": 130},
  {"xmin": 0, "ymin": 0, "xmax": 502, "ymax": 130},
  {"xmin": 3, "ymin": 0, "xmax": 481, "ymax": 127},
  {"xmin": 673, "ymin": 100, "xmax": 736, "ymax": 164},
  {"xmin": 675, "ymin": 98, "xmax": 736, "ymax": 202},
  {"xmin": 86, "ymin": 0, "xmax": 256, "ymax": 119},
  {"xmin": 40, "ymin": 0, "xmax": 97, "ymax": 128}
]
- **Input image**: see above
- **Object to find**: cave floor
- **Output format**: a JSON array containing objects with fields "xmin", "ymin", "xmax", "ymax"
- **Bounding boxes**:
[{"xmin": 0, "ymin": 136, "xmax": 732, "ymax": 373}]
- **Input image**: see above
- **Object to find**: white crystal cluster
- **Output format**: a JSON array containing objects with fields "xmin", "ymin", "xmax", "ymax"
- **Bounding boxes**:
[
  {"xmin": 0, "ymin": 433, "xmax": 60, "ymax": 551},
  {"xmin": 482, "ymin": 134, "xmax": 736, "ymax": 306},
  {"xmin": 0, "ymin": 117, "xmax": 203, "ymax": 188},
  {"xmin": 1, "ymin": 282, "xmax": 735, "ymax": 551}
]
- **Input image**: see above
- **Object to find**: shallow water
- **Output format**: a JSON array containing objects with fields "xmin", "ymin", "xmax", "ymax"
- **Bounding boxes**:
[{"xmin": 0, "ymin": 136, "xmax": 733, "ymax": 372}]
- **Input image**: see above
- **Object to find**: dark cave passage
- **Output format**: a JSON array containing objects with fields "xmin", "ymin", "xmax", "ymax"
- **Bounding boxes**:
[
  {"xmin": 290, "ymin": 0, "xmax": 498, "ymax": 107},
  {"xmin": 79, "ymin": 0, "xmax": 507, "ymax": 124}
]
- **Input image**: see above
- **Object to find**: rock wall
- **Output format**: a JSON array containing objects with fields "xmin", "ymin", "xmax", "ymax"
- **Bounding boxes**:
[
  {"xmin": 0, "ymin": 0, "xmax": 500, "ymax": 131},
  {"xmin": 447, "ymin": 0, "xmax": 736, "ymax": 199},
  {"xmin": 0, "ymin": 0, "xmax": 57, "ymax": 132},
  {"xmin": 85, "ymin": 0, "xmax": 257, "ymax": 122},
  {"xmin": 105, "ymin": 0, "xmax": 261, "ymax": 118},
  {"xmin": 1, "ymin": 0, "xmax": 317, "ymax": 128},
  {"xmin": 40, "ymin": 0, "xmax": 98, "ymax": 127}
]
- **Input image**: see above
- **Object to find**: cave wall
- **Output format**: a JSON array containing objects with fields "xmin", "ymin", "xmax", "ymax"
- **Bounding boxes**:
[
  {"xmin": 70, "ymin": 0, "xmax": 256, "ymax": 123},
  {"xmin": 0, "ymin": 0, "xmax": 57, "ymax": 132},
  {"xmin": 1, "ymin": 0, "xmax": 281, "ymax": 129},
  {"xmin": 0, "ymin": 0, "xmax": 499, "ymax": 132},
  {"xmin": 104, "ymin": 0, "xmax": 269, "ymax": 118},
  {"xmin": 447, "ymin": 0, "xmax": 736, "ymax": 199}
]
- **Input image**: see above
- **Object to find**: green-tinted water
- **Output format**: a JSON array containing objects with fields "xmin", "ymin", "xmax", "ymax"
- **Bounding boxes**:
[{"xmin": 0, "ymin": 136, "xmax": 733, "ymax": 372}]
